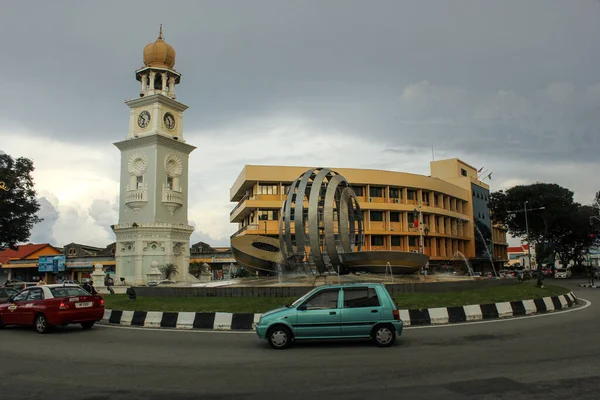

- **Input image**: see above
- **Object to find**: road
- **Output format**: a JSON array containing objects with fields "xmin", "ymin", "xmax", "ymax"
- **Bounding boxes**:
[{"xmin": 1, "ymin": 279, "xmax": 599, "ymax": 400}]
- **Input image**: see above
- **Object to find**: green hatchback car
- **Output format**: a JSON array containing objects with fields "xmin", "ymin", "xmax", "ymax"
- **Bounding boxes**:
[{"xmin": 256, "ymin": 283, "xmax": 403, "ymax": 349}]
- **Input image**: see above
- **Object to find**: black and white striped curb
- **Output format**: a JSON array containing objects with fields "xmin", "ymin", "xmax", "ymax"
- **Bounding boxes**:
[
  {"xmin": 101, "ymin": 292, "xmax": 578, "ymax": 330},
  {"xmin": 579, "ymin": 284, "xmax": 600, "ymax": 289}
]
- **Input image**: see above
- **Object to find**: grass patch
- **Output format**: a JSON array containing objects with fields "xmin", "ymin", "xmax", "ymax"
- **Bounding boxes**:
[
  {"xmin": 393, "ymin": 283, "xmax": 570, "ymax": 310},
  {"xmin": 103, "ymin": 283, "xmax": 571, "ymax": 314},
  {"xmin": 103, "ymin": 295, "xmax": 297, "ymax": 314}
]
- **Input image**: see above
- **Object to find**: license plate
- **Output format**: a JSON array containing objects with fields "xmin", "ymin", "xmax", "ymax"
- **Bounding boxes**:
[{"xmin": 75, "ymin": 302, "xmax": 93, "ymax": 308}]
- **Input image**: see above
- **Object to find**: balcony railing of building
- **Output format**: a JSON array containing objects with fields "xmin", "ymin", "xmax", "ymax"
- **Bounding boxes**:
[
  {"xmin": 230, "ymin": 194, "xmax": 265, "ymax": 216},
  {"xmin": 162, "ymin": 188, "xmax": 183, "ymax": 205},
  {"xmin": 125, "ymin": 189, "xmax": 148, "ymax": 214},
  {"xmin": 231, "ymin": 224, "xmax": 259, "ymax": 239},
  {"xmin": 125, "ymin": 189, "xmax": 147, "ymax": 203}
]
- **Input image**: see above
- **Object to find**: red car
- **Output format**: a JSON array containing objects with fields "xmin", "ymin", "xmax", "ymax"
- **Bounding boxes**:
[{"xmin": 0, "ymin": 284, "xmax": 104, "ymax": 333}]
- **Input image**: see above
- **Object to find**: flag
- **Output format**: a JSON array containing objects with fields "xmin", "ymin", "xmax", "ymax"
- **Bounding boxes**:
[
  {"xmin": 477, "ymin": 167, "xmax": 484, "ymax": 173},
  {"xmin": 487, "ymin": 172, "xmax": 493, "ymax": 180}
]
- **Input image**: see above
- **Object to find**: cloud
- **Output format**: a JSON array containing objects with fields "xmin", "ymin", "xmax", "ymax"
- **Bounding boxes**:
[
  {"xmin": 88, "ymin": 198, "xmax": 119, "ymax": 238},
  {"xmin": 1, "ymin": 1, "xmax": 599, "ymax": 248},
  {"xmin": 29, "ymin": 196, "xmax": 59, "ymax": 244}
]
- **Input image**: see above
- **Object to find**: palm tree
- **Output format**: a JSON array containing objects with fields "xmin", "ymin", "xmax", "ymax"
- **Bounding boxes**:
[{"xmin": 160, "ymin": 263, "xmax": 178, "ymax": 280}]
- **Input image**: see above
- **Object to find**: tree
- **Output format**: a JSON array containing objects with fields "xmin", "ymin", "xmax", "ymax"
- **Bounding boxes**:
[
  {"xmin": 0, "ymin": 153, "xmax": 42, "ymax": 249},
  {"xmin": 552, "ymin": 205, "xmax": 600, "ymax": 269},
  {"xmin": 188, "ymin": 262, "xmax": 203, "ymax": 279},
  {"xmin": 160, "ymin": 263, "xmax": 178, "ymax": 280},
  {"xmin": 489, "ymin": 183, "xmax": 578, "ymax": 287}
]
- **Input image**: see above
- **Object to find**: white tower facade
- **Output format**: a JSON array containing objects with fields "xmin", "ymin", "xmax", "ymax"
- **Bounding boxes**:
[{"xmin": 113, "ymin": 27, "xmax": 196, "ymax": 285}]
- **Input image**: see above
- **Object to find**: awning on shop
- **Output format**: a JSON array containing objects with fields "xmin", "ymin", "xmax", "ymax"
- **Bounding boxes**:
[
  {"xmin": 65, "ymin": 260, "xmax": 116, "ymax": 268},
  {"xmin": 1, "ymin": 263, "xmax": 38, "ymax": 269}
]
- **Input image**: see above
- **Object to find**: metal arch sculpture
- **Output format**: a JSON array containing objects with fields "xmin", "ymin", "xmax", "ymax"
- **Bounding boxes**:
[{"xmin": 279, "ymin": 168, "xmax": 364, "ymax": 274}]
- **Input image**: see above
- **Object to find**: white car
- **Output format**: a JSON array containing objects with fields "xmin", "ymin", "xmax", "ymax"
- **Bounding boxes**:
[{"xmin": 554, "ymin": 268, "xmax": 572, "ymax": 279}]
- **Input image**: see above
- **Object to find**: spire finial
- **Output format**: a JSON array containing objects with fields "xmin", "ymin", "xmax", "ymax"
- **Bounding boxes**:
[{"xmin": 158, "ymin": 24, "xmax": 163, "ymax": 40}]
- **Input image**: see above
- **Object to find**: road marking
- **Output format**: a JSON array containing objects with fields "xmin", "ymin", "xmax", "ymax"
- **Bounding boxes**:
[{"xmin": 96, "ymin": 298, "xmax": 591, "ymax": 335}]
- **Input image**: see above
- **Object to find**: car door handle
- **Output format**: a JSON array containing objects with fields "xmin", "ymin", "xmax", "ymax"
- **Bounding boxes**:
[
  {"xmin": 329, "ymin": 311, "xmax": 337, "ymax": 315},
  {"xmin": 371, "ymin": 310, "xmax": 379, "ymax": 313}
]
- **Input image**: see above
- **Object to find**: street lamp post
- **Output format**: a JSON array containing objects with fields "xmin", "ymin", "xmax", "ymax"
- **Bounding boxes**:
[
  {"xmin": 508, "ymin": 202, "xmax": 545, "ymax": 285},
  {"xmin": 414, "ymin": 202, "xmax": 424, "ymax": 254}
]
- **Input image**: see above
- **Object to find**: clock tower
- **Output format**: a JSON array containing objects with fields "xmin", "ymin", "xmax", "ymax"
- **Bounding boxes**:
[{"xmin": 113, "ymin": 26, "xmax": 196, "ymax": 285}]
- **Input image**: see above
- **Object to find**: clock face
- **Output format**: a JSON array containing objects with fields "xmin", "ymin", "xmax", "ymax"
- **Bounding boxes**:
[
  {"xmin": 137, "ymin": 111, "xmax": 151, "ymax": 128},
  {"xmin": 164, "ymin": 112, "xmax": 176, "ymax": 130}
]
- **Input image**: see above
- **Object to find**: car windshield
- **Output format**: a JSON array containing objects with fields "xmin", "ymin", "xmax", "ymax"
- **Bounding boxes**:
[{"xmin": 50, "ymin": 287, "xmax": 91, "ymax": 298}]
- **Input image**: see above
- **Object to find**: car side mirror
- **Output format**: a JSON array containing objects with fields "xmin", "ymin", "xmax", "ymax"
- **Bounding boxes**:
[{"xmin": 297, "ymin": 304, "xmax": 307, "ymax": 311}]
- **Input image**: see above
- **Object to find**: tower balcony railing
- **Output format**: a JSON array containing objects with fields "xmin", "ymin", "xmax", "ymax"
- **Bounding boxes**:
[
  {"xmin": 126, "ymin": 189, "xmax": 147, "ymax": 203},
  {"xmin": 162, "ymin": 188, "xmax": 183, "ymax": 204},
  {"xmin": 162, "ymin": 188, "xmax": 183, "ymax": 215},
  {"xmin": 125, "ymin": 189, "xmax": 148, "ymax": 214}
]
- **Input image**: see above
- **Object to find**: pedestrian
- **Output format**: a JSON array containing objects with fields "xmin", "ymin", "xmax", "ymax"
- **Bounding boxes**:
[
  {"xmin": 105, "ymin": 274, "xmax": 115, "ymax": 295},
  {"xmin": 37, "ymin": 278, "xmax": 46, "ymax": 286}
]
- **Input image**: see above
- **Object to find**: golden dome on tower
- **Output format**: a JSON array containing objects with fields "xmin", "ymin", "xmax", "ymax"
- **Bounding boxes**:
[{"xmin": 143, "ymin": 25, "xmax": 176, "ymax": 69}]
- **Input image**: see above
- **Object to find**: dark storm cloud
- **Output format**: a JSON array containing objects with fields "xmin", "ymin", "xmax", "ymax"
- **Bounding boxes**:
[{"xmin": 1, "ymin": 0, "xmax": 599, "ymax": 163}]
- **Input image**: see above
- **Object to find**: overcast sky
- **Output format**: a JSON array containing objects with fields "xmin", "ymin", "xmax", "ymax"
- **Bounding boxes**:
[{"xmin": 1, "ymin": 0, "xmax": 599, "ymax": 248}]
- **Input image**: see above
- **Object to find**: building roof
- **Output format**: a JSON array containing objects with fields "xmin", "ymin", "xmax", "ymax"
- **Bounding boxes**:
[
  {"xmin": 0, "ymin": 243, "xmax": 52, "ymax": 260},
  {"xmin": 507, "ymin": 244, "xmax": 529, "ymax": 253}
]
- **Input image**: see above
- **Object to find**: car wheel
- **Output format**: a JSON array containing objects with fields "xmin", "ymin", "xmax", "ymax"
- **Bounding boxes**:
[
  {"xmin": 81, "ymin": 321, "xmax": 95, "ymax": 330},
  {"xmin": 267, "ymin": 326, "xmax": 293, "ymax": 350},
  {"xmin": 372, "ymin": 324, "xmax": 396, "ymax": 347},
  {"xmin": 35, "ymin": 314, "xmax": 50, "ymax": 334}
]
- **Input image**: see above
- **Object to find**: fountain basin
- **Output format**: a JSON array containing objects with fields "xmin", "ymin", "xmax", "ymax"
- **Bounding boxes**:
[
  {"xmin": 339, "ymin": 251, "xmax": 429, "ymax": 274},
  {"xmin": 231, "ymin": 235, "xmax": 283, "ymax": 275}
]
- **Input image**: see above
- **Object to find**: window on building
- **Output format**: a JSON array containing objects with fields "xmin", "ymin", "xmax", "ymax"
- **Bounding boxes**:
[
  {"xmin": 136, "ymin": 175, "xmax": 144, "ymax": 189},
  {"xmin": 407, "ymin": 190, "xmax": 416, "ymax": 200},
  {"xmin": 409, "ymin": 237, "xmax": 417, "ymax": 246},
  {"xmin": 258, "ymin": 184, "xmax": 278, "ymax": 195},
  {"xmin": 166, "ymin": 176, "xmax": 174, "ymax": 190},
  {"xmin": 370, "ymin": 211, "xmax": 384, "ymax": 222},
  {"xmin": 390, "ymin": 212, "xmax": 400, "ymax": 222},
  {"xmin": 369, "ymin": 186, "xmax": 383, "ymax": 197},
  {"xmin": 461, "ymin": 168, "xmax": 468, "ymax": 177},
  {"xmin": 258, "ymin": 210, "xmax": 279, "ymax": 220},
  {"xmin": 422, "ymin": 192, "xmax": 430, "ymax": 205},
  {"xmin": 351, "ymin": 186, "xmax": 364, "ymax": 196},
  {"xmin": 282, "ymin": 184, "xmax": 291, "ymax": 195},
  {"xmin": 371, "ymin": 235, "xmax": 384, "ymax": 246},
  {"xmin": 389, "ymin": 188, "xmax": 400, "ymax": 199},
  {"xmin": 391, "ymin": 236, "xmax": 401, "ymax": 246}
]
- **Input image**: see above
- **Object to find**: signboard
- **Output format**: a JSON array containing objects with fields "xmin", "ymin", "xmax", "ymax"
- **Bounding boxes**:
[{"xmin": 38, "ymin": 255, "xmax": 66, "ymax": 273}]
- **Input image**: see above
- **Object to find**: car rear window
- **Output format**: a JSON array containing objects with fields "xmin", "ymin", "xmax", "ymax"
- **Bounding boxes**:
[{"xmin": 50, "ymin": 287, "xmax": 91, "ymax": 298}]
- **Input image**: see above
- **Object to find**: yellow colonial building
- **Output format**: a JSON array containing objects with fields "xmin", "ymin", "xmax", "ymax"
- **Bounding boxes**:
[{"xmin": 230, "ymin": 158, "xmax": 508, "ymax": 272}]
